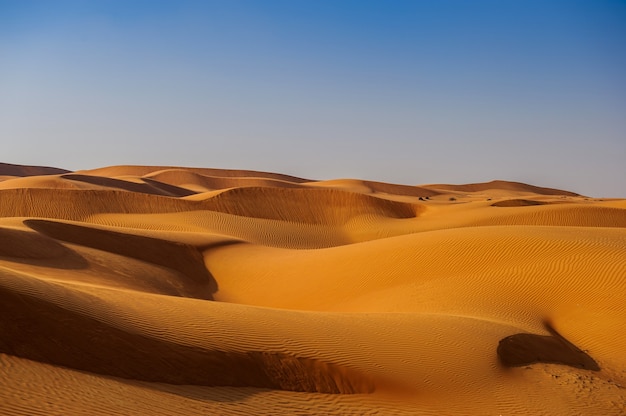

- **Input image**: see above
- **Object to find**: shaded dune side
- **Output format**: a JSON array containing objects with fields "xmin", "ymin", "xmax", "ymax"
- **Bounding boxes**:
[
  {"xmin": 0, "ymin": 356, "xmax": 424, "ymax": 416},
  {"xmin": 364, "ymin": 180, "xmax": 441, "ymax": 197},
  {"xmin": 25, "ymin": 219, "xmax": 218, "ymax": 299},
  {"xmin": 62, "ymin": 174, "xmax": 197, "ymax": 197},
  {"xmin": 0, "ymin": 187, "xmax": 422, "ymax": 225},
  {"xmin": 0, "ymin": 281, "xmax": 373, "ymax": 394},
  {"xmin": 87, "ymin": 211, "xmax": 356, "ymax": 249},
  {"xmin": 0, "ymin": 226, "xmax": 77, "ymax": 260},
  {"xmin": 492, "ymin": 199, "xmax": 549, "ymax": 207},
  {"xmin": 198, "ymin": 187, "xmax": 422, "ymax": 224},
  {"xmin": 144, "ymin": 169, "xmax": 307, "ymax": 191},
  {"xmin": 498, "ymin": 322, "xmax": 599, "ymax": 371},
  {"xmin": 410, "ymin": 202, "xmax": 626, "ymax": 231},
  {"xmin": 0, "ymin": 175, "xmax": 96, "ymax": 191},
  {"xmin": 309, "ymin": 179, "xmax": 440, "ymax": 198},
  {"xmin": 79, "ymin": 165, "xmax": 312, "ymax": 183},
  {"xmin": 0, "ymin": 222, "xmax": 225, "ymax": 298},
  {"xmin": 0, "ymin": 162, "xmax": 70, "ymax": 177},
  {"xmin": 423, "ymin": 180, "xmax": 580, "ymax": 196},
  {"xmin": 0, "ymin": 189, "xmax": 199, "ymax": 220},
  {"xmin": 479, "ymin": 205, "xmax": 626, "ymax": 228}
]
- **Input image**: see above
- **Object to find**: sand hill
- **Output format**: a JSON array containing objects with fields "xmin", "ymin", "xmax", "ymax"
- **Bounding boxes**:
[{"xmin": 0, "ymin": 163, "xmax": 625, "ymax": 415}]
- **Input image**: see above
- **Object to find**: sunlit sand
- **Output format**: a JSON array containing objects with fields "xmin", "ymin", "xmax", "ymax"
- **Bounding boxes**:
[{"xmin": 1, "ymin": 162, "xmax": 625, "ymax": 415}]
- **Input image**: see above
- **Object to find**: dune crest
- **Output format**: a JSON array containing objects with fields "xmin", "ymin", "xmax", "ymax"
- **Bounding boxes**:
[
  {"xmin": 0, "ymin": 162, "xmax": 70, "ymax": 177},
  {"xmin": 422, "ymin": 179, "xmax": 580, "ymax": 196},
  {"xmin": 1, "ymin": 163, "xmax": 625, "ymax": 415}
]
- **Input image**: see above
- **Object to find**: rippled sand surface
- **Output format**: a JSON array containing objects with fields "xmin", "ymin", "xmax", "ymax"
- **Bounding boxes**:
[{"xmin": 1, "ymin": 162, "xmax": 625, "ymax": 415}]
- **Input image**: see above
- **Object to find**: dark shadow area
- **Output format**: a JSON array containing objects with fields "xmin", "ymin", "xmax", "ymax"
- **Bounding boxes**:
[
  {"xmin": 0, "ymin": 286, "xmax": 374, "ymax": 394},
  {"xmin": 0, "ymin": 162, "xmax": 70, "ymax": 177},
  {"xmin": 62, "ymin": 174, "xmax": 197, "ymax": 197},
  {"xmin": 0, "ymin": 226, "xmax": 88, "ymax": 269},
  {"xmin": 423, "ymin": 180, "xmax": 580, "ymax": 197},
  {"xmin": 497, "ymin": 321, "xmax": 599, "ymax": 371},
  {"xmin": 141, "ymin": 177, "xmax": 199, "ymax": 197},
  {"xmin": 491, "ymin": 199, "xmax": 549, "ymax": 207},
  {"xmin": 202, "ymin": 186, "xmax": 420, "ymax": 225},
  {"xmin": 25, "ymin": 219, "xmax": 217, "ymax": 299}
]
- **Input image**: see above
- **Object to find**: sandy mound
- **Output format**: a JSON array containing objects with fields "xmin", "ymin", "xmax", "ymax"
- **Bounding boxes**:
[
  {"xmin": 63, "ymin": 173, "xmax": 197, "ymax": 197},
  {"xmin": 144, "ymin": 169, "xmax": 307, "ymax": 192},
  {"xmin": 498, "ymin": 322, "xmax": 599, "ymax": 370},
  {"xmin": 0, "ymin": 277, "xmax": 371, "ymax": 393},
  {"xmin": 308, "ymin": 178, "xmax": 440, "ymax": 198},
  {"xmin": 196, "ymin": 187, "xmax": 422, "ymax": 224},
  {"xmin": 0, "ymin": 162, "xmax": 70, "ymax": 177},
  {"xmin": 1, "ymin": 163, "xmax": 624, "ymax": 415},
  {"xmin": 423, "ymin": 179, "xmax": 581, "ymax": 196},
  {"xmin": 0, "ymin": 174, "xmax": 97, "ymax": 190},
  {"xmin": 0, "ymin": 186, "xmax": 421, "ymax": 226},
  {"xmin": 491, "ymin": 198, "xmax": 549, "ymax": 207},
  {"xmin": 78, "ymin": 165, "xmax": 311, "ymax": 183}
]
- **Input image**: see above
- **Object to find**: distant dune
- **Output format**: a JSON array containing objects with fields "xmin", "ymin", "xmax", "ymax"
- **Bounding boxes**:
[
  {"xmin": 423, "ymin": 179, "xmax": 581, "ymax": 196},
  {"xmin": 0, "ymin": 162, "xmax": 70, "ymax": 177},
  {"xmin": 1, "ymin": 163, "xmax": 625, "ymax": 415}
]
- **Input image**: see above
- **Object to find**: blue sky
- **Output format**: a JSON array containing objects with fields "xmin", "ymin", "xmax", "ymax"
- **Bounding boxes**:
[{"xmin": 1, "ymin": 0, "xmax": 625, "ymax": 196}]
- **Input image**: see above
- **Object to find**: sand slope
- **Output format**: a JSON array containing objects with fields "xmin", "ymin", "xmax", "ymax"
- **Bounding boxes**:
[
  {"xmin": 0, "ymin": 163, "xmax": 625, "ymax": 415},
  {"xmin": 0, "ymin": 162, "xmax": 70, "ymax": 177}
]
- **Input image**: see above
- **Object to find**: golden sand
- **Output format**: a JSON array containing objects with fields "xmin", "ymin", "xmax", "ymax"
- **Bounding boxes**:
[{"xmin": 0, "ymin": 162, "xmax": 625, "ymax": 415}]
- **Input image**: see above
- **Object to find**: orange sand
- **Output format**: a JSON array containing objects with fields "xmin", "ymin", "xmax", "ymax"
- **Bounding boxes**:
[{"xmin": 0, "ymin": 163, "xmax": 625, "ymax": 415}]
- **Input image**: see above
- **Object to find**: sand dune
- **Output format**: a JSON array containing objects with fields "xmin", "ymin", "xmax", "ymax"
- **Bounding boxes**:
[
  {"xmin": 78, "ymin": 165, "xmax": 311, "ymax": 183},
  {"xmin": 308, "ymin": 178, "xmax": 440, "ymax": 198},
  {"xmin": 62, "ymin": 174, "xmax": 198, "ymax": 197},
  {"xmin": 0, "ymin": 162, "xmax": 70, "ymax": 177},
  {"xmin": 423, "ymin": 179, "xmax": 581, "ymax": 196},
  {"xmin": 1, "ymin": 163, "xmax": 625, "ymax": 415},
  {"xmin": 144, "ymin": 169, "xmax": 307, "ymax": 193}
]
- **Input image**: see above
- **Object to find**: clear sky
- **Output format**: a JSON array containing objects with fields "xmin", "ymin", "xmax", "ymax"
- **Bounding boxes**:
[{"xmin": 1, "ymin": 0, "xmax": 625, "ymax": 196}]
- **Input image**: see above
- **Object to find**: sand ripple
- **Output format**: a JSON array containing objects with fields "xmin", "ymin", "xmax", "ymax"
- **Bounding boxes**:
[{"xmin": 1, "ymin": 164, "xmax": 625, "ymax": 415}]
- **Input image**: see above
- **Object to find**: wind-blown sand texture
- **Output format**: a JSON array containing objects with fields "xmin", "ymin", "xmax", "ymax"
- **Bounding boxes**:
[{"xmin": 1, "ymin": 162, "xmax": 625, "ymax": 415}]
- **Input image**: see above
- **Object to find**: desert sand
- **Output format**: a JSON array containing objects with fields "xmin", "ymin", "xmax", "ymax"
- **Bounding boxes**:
[{"xmin": 0, "ymin": 161, "xmax": 624, "ymax": 415}]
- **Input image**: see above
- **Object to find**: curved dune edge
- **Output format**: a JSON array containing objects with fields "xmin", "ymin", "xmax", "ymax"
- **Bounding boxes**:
[
  {"xmin": 1, "ymin": 163, "xmax": 625, "ymax": 415},
  {"xmin": 0, "ymin": 226, "xmax": 74, "ymax": 259},
  {"xmin": 144, "ymin": 169, "xmax": 308, "ymax": 192},
  {"xmin": 498, "ymin": 322, "xmax": 600, "ymax": 370},
  {"xmin": 308, "ymin": 178, "xmax": 441, "ymax": 198},
  {"xmin": 491, "ymin": 199, "xmax": 550, "ymax": 207},
  {"xmin": 25, "ymin": 219, "xmax": 218, "ymax": 291},
  {"xmin": 0, "ymin": 283, "xmax": 373, "ymax": 394},
  {"xmin": 62, "ymin": 173, "xmax": 197, "ymax": 197},
  {"xmin": 0, "ymin": 186, "xmax": 423, "ymax": 226},
  {"xmin": 0, "ymin": 162, "xmax": 70, "ymax": 177},
  {"xmin": 422, "ymin": 179, "xmax": 581, "ymax": 196},
  {"xmin": 200, "ymin": 186, "xmax": 423, "ymax": 224},
  {"xmin": 77, "ymin": 165, "xmax": 312, "ymax": 183}
]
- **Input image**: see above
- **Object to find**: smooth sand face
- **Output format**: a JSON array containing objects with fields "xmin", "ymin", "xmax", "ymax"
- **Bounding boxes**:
[{"xmin": 0, "ymin": 164, "xmax": 625, "ymax": 415}]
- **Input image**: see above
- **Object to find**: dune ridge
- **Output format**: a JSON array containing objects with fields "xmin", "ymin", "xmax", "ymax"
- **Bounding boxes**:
[
  {"xmin": 0, "ymin": 186, "xmax": 422, "ymax": 226},
  {"xmin": 422, "ymin": 179, "xmax": 581, "ymax": 196},
  {"xmin": 0, "ymin": 278, "xmax": 371, "ymax": 394},
  {"xmin": 63, "ymin": 173, "xmax": 198, "ymax": 197},
  {"xmin": 1, "ymin": 163, "xmax": 624, "ymax": 415},
  {"xmin": 0, "ymin": 162, "xmax": 70, "ymax": 177},
  {"xmin": 77, "ymin": 165, "xmax": 312, "ymax": 183},
  {"xmin": 144, "ymin": 169, "xmax": 307, "ymax": 192}
]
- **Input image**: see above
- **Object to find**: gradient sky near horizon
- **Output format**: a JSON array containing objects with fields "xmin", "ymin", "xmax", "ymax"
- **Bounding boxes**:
[{"xmin": 1, "ymin": 0, "xmax": 625, "ymax": 196}]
